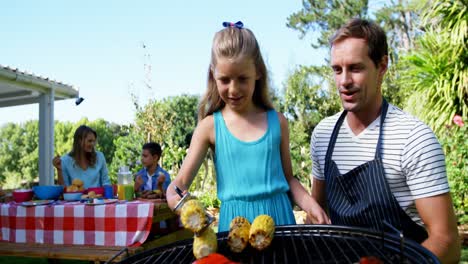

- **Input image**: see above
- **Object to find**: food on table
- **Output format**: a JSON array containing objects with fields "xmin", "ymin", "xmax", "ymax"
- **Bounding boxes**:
[
  {"xmin": 192, "ymin": 253, "xmax": 239, "ymax": 264},
  {"xmin": 81, "ymin": 191, "xmax": 102, "ymax": 199},
  {"xmin": 138, "ymin": 189, "xmax": 165, "ymax": 199},
  {"xmin": 66, "ymin": 178, "xmax": 85, "ymax": 192},
  {"xmin": 72, "ymin": 178, "xmax": 84, "ymax": 187},
  {"xmin": 249, "ymin": 214, "xmax": 275, "ymax": 250},
  {"xmin": 181, "ymin": 199, "xmax": 209, "ymax": 233},
  {"xmin": 227, "ymin": 216, "xmax": 251, "ymax": 253},
  {"xmin": 193, "ymin": 227, "xmax": 217, "ymax": 259}
]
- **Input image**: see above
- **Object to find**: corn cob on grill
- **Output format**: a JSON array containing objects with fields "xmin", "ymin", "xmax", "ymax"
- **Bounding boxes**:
[
  {"xmin": 227, "ymin": 216, "xmax": 251, "ymax": 253},
  {"xmin": 180, "ymin": 199, "xmax": 208, "ymax": 233},
  {"xmin": 249, "ymin": 214, "xmax": 275, "ymax": 250},
  {"xmin": 193, "ymin": 227, "xmax": 218, "ymax": 259}
]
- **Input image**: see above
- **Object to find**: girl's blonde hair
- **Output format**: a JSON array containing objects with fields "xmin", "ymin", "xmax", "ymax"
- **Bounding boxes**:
[{"xmin": 198, "ymin": 26, "xmax": 273, "ymax": 120}]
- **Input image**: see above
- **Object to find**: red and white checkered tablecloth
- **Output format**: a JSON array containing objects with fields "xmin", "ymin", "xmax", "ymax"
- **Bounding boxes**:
[{"xmin": 0, "ymin": 201, "xmax": 154, "ymax": 247}]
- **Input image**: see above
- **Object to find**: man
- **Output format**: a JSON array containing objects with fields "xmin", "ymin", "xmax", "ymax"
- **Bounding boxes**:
[{"xmin": 310, "ymin": 18, "xmax": 460, "ymax": 263}]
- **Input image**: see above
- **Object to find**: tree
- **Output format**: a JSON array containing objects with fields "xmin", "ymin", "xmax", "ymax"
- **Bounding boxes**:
[
  {"xmin": 282, "ymin": 65, "xmax": 341, "ymax": 186},
  {"xmin": 0, "ymin": 123, "xmax": 35, "ymax": 188},
  {"xmin": 287, "ymin": 0, "xmax": 369, "ymax": 49},
  {"xmin": 108, "ymin": 126, "xmax": 144, "ymax": 182},
  {"xmin": 134, "ymin": 94, "xmax": 199, "ymax": 174},
  {"xmin": 399, "ymin": 0, "xmax": 467, "ymax": 134}
]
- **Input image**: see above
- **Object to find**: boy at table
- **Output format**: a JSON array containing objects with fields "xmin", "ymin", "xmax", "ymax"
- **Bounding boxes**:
[
  {"xmin": 134, "ymin": 142, "xmax": 171, "ymax": 195},
  {"xmin": 134, "ymin": 142, "xmax": 178, "ymax": 234}
]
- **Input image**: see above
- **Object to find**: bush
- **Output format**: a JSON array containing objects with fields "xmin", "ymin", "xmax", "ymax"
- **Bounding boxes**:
[{"xmin": 440, "ymin": 117, "xmax": 467, "ymax": 224}]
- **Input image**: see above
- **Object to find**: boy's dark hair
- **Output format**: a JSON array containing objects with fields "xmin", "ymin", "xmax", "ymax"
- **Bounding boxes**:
[
  {"xmin": 329, "ymin": 18, "xmax": 388, "ymax": 67},
  {"xmin": 143, "ymin": 142, "xmax": 162, "ymax": 157}
]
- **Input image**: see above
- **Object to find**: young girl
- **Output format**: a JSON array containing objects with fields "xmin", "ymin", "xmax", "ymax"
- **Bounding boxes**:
[
  {"xmin": 167, "ymin": 21, "xmax": 330, "ymax": 232},
  {"xmin": 53, "ymin": 125, "xmax": 111, "ymax": 189}
]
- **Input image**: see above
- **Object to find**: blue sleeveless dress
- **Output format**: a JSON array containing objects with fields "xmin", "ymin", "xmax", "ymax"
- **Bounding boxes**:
[{"xmin": 214, "ymin": 110, "xmax": 296, "ymax": 232}]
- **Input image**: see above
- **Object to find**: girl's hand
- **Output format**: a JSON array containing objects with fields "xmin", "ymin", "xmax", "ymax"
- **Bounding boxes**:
[{"xmin": 305, "ymin": 201, "xmax": 331, "ymax": 225}]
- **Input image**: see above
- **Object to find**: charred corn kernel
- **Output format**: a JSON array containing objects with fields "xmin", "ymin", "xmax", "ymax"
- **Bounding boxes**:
[
  {"xmin": 249, "ymin": 214, "xmax": 275, "ymax": 250},
  {"xmin": 228, "ymin": 216, "xmax": 251, "ymax": 253},
  {"xmin": 180, "ymin": 199, "xmax": 208, "ymax": 233},
  {"xmin": 193, "ymin": 227, "xmax": 217, "ymax": 259}
]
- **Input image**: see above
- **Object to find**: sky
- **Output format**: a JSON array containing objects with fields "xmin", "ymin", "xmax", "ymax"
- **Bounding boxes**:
[{"xmin": 0, "ymin": 0, "xmax": 326, "ymax": 126}]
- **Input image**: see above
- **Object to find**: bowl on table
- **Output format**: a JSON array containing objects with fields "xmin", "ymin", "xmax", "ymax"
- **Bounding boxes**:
[
  {"xmin": 32, "ymin": 185, "xmax": 63, "ymax": 200},
  {"xmin": 12, "ymin": 189, "xmax": 34, "ymax": 202},
  {"xmin": 63, "ymin": 192, "xmax": 83, "ymax": 201}
]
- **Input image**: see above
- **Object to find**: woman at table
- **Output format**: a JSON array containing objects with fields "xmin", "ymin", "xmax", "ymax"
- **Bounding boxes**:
[{"xmin": 53, "ymin": 125, "xmax": 111, "ymax": 189}]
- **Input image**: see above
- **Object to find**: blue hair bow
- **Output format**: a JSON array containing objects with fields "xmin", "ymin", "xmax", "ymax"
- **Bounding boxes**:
[{"xmin": 222, "ymin": 21, "xmax": 244, "ymax": 29}]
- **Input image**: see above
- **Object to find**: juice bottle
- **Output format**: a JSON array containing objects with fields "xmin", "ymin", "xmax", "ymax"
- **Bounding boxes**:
[
  {"xmin": 117, "ymin": 166, "xmax": 133, "ymax": 200},
  {"xmin": 124, "ymin": 184, "xmax": 134, "ymax": 201},
  {"xmin": 118, "ymin": 184, "xmax": 126, "ymax": 200}
]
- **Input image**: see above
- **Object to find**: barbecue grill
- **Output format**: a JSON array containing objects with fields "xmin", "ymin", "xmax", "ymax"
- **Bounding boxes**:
[{"xmin": 114, "ymin": 225, "xmax": 439, "ymax": 264}]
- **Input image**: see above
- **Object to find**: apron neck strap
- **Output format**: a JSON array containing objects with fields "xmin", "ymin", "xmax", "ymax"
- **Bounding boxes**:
[
  {"xmin": 325, "ymin": 98, "xmax": 389, "ymax": 162},
  {"xmin": 374, "ymin": 98, "xmax": 388, "ymax": 159}
]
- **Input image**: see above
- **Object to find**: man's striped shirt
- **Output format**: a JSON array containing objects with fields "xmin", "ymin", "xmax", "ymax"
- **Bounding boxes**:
[{"xmin": 311, "ymin": 104, "xmax": 449, "ymax": 225}]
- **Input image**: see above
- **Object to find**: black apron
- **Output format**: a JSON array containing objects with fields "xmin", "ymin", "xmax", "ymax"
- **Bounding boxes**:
[{"xmin": 324, "ymin": 99, "xmax": 428, "ymax": 243}]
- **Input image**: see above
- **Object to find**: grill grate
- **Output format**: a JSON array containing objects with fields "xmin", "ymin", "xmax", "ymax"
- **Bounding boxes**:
[{"xmin": 115, "ymin": 225, "xmax": 439, "ymax": 264}]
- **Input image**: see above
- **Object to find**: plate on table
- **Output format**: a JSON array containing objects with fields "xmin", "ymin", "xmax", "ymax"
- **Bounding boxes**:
[
  {"xmin": 84, "ymin": 198, "xmax": 118, "ymax": 206},
  {"xmin": 20, "ymin": 200, "xmax": 54, "ymax": 207}
]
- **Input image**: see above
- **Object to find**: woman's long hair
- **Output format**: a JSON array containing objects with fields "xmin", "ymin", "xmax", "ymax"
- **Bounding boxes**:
[{"xmin": 69, "ymin": 125, "xmax": 97, "ymax": 167}]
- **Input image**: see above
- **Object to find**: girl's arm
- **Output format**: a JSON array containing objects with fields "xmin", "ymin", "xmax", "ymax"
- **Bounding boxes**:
[
  {"xmin": 167, "ymin": 116, "xmax": 214, "ymax": 210},
  {"xmin": 277, "ymin": 112, "xmax": 330, "ymax": 224}
]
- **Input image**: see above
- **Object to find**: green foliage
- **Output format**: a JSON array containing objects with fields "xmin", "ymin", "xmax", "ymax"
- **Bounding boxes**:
[
  {"xmin": 282, "ymin": 65, "xmax": 341, "ymax": 185},
  {"xmin": 134, "ymin": 94, "xmax": 199, "ymax": 174},
  {"xmin": 54, "ymin": 122, "xmax": 74, "ymax": 156},
  {"xmin": 398, "ymin": 0, "xmax": 467, "ymax": 134},
  {"xmin": 108, "ymin": 126, "xmax": 144, "ymax": 183},
  {"xmin": 190, "ymin": 158, "xmax": 219, "ymax": 209},
  {"xmin": 440, "ymin": 122, "xmax": 468, "ymax": 224},
  {"xmin": 0, "ymin": 122, "xmax": 39, "ymax": 187},
  {"xmin": 286, "ymin": 0, "xmax": 369, "ymax": 48}
]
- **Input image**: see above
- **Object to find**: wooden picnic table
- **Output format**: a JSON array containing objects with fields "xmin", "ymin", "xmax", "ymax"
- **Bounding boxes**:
[{"xmin": 0, "ymin": 199, "xmax": 191, "ymax": 263}]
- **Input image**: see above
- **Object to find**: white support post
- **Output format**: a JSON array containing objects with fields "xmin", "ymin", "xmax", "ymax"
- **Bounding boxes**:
[{"xmin": 38, "ymin": 89, "xmax": 54, "ymax": 186}]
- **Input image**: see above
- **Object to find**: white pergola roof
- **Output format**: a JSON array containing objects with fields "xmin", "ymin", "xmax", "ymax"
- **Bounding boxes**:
[
  {"xmin": 0, "ymin": 64, "xmax": 79, "ymax": 186},
  {"xmin": 0, "ymin": 65, "xmax": 78, "ymax": 107}
]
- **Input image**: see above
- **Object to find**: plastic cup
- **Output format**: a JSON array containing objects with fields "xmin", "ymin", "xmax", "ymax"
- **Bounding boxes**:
[{"xmin": 104, "ymin": 185, "xmax": 114, "ymax": 199}]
